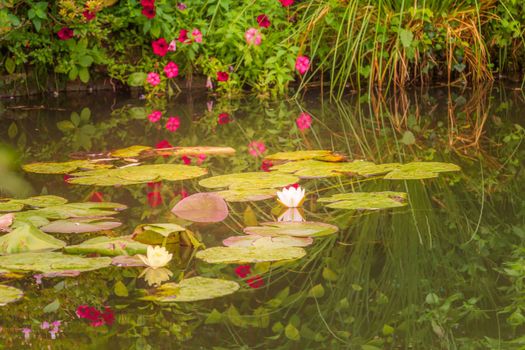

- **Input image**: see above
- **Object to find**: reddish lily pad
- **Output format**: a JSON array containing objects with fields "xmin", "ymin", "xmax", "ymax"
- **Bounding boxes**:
[
  {"xmin": 171, "ymin": 193, "xmax": 229, "ymax": 223},
  {"xmin": 40, "ymin": 217, "xmax": 122, "ymax": 234}
]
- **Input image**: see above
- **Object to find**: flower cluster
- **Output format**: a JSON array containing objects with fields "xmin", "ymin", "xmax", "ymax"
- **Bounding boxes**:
[
  {"xmin": 248, "ymin": 140, "xmax": 266, "ymax": 157},
  {"xmin": 141, "ymin": 0, "xmax": 156, "ymax": 19},
  {"xmin": 296, "ymin": 112, "xmax": 312, "ymax": 130},
  {"xmin": 76, "ymin": 305, "xmax": 115, "ymax": 327},
  {"xmin": 235, "ymin": 265, "xmax": 265, "ymax": 289},
  {"xmin": 41, "ymin": 320, "xmax": 62, "ymax": 339}
]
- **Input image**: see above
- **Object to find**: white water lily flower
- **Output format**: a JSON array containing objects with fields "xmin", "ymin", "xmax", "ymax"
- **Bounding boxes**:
[
  {"xmin": 140, "ymin": 267, "xmax": 173, "ymax": 287},
  {"xmin": 276, "ymin": 185, "xmax": 305, "ymax": 208},
  {"xmin": 138, "ymin": 246, "xmax": 173, "ymax": 269},
  {"xmin": 278, "ymin": 208, "xmax": 305, "ymax": 222}
]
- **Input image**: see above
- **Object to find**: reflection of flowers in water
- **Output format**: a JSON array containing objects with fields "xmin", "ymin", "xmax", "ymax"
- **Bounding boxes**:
[
  {"xmin": 234, "ymin": 265, "xmax": 265, "ymax": 289},
  {"xmin": 76, "ymin": 305, "xmax": 115, "ymax": 327},
  {"xmin": 139, "ymin": 267, "xmax": 173, "ymax": 287},
  {"xmin": 235, "ymin": 265, "xmax": 251, "ymax": 278},
  {"xmin": 277, "ymin": 184, "xmax": 305, "ymax": 208},
  {"xmin": 138, "ymin": 246, "xmax": 173, "ymax": 269},
  {"xmin": 277, "ymin": 208, "xmax": 305, "ymax": 222},
  {"xmin": 246, "ymin": 275, "xmax": 264, "ymax": 289}
]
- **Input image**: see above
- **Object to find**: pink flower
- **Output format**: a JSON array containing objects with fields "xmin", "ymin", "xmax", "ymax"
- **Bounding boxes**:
[
  {"xmin": 147, "ymin": 192, "xmax": 162, "ymax": 207},
  {"xmin": 181, "ymin": 155, "xmax": 191, "ymax": 165},
  {"xmin": 235, "ymin": 265, "xmax": 251, "ymax": 278},
  {"xmin": 245, "ymin": 28, "xmax": 262, "ymax": 46},
  {"xmin": 152, "ymin": 38, "xmax": 168, "ymax": 56},
  {"xmin": 164, "ymin": 61, "xmax": 179, "ymax": 78},
  {"xmin": 279, "ymin": 0, "xmax": 294, "ymax": 6},
  {"xmin": 295, "ymin": 55, "xmax": 310, "ymax": 75},
  {"xmin": 261, "ymin": 159, "xmax": 273, "ymax": 172},
  {"xmin": 178, "ymin": 29, "xmax": 189, "ymax": 43},
  {"xmin": 192, "ymin": 29, "xmax": 202, "ymax": 43},
  {"xmin": 246, "ymin": 275, "xmax": 265, "ymax": 289},
  {"xmin": 257, "ymin": 14, "xmax": 270, "ymax": 28},
  {"xmin": 196, "ymin": 154, "xmax": 207, "ymax": 165},
  {"xmin": 248, "ymin": 141, "xmax": 266, "ymax": 157},
  {"xmin": 146, "ymin": 72, "xmax": 160, "ymax": 86},
  {"xmin": 296, "ymin": 112, "xmax": 312, "ymax": 130},
  {"xmin": 141, "ymin": 0, "xmax": 155, "ymax": 5},
  {"xmin": 177, "ymin": 3, "xmax": 187, "ymax": 10},
  {"xmin": 179, "ymin": 188, "xmax": 188, "ymax": 199},
  {"xmin": 168, "ymin": 40, "xmax": 177, "ymax": 52},
  {"xmin": 218, "ymin": 112, "xmax": 230, "ymax": 124},
  {"xmin": 206, "ymin": 77, "xmax": 214, "ymax": 89},
  {"xmin": 217, "ymin": 71, "xmax": 229, "ymax": 82},
  {"xmin": 57, "ymin": 27, "xmax": 74, "ymax": 40},
  {"xmin": 165, "ymin": 116, "xmax": 180, "ymax": 132},
  {"xmin": 141, "ymin": 5, "xmax": 155, "ymax": 19},
  {"xmin": 22, "ymin": 327, "xmax": 31, "ymax": 341},
  {"xmin": 148, "ymin": 110, "xmax": 162, "ymax": 122}
]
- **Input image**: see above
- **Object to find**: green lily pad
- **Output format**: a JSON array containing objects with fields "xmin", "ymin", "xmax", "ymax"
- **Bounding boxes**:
[
  {"xmin": 214, "ymin": 188, "xmax": 277, "ymax": 202},
  {"xmin": 22, "ymin": 160, "xmax": 111, "ymax": 174},
  {"xmin": 265, "ymin": 150, "xmax": 338, "ymax": 161},
  {"xmin": 171, "ymin": 193, "xmax": 229, "ymax": 223},
  {"xmin": 0, "ymin": 252, "xmax": 111, "ymax": 273},
  {"xmin": 196, "ymin": 246, "xmax": 306, "ymax": 264},
  {"xmin": 16, "ymin": 202, "xmax": 127, "ymax": 222},
  {"xmin": 244, "ymin": 221, "xmax": 339, "ymax": 238},
  {"xmin": 41, "ymin": 217, "xmax": 122, "ymax": 234},
  {"xmin": 272, "ymin": 159, "xmax": 375, "ymax": 178},
  {"xmin": 0, "ymin": 223, "xmax": 66, "ymax": 254},
  {"xmin": 69, "ymin": 164, "xmax": 207, "ymax": 186},
  {"xmin": 132, "ymin": 223, "xmax": 186, "ymax": 245},
  {"xmin": 199, "ymin": 172, "xmax": 299, "ymax": 190},
  {"xmin": 223, "ymin": 234, "xmax": 313, "ymax": 248},
  {"xmin": 152, "ymin": 146, "xmax": 236, "ymax": 157},
  {"xmin": 141, "ymin": 277, "xmax": 240, "ymax": 302},
  {"xmin": 0, "ymin": 285, "xmax": 23, "ymax": 306},
  {"xmin": 0, "ymin": 202, "xmax": 24, "ymax": 212},
  {"xmin": 15, "ymin": 195, "xmax": 68, "ymax": 208},
  {"xmin": 64, "ymin": 236, "xmax": 149, "ymax": 256},
  {"xmin": 110, "ymin": 145, "xmax": 152, "ymax": 158},
  {"xmin": 384, "ymin": 162, "xmax": 461, "ymax": 180},
  {"xmin": 318, "ymin": 191, "xmax": 408, "ymax": 210}
]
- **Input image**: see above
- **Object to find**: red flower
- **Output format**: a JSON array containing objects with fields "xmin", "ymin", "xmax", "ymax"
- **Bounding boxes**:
[
  {"xmin": 181, "ymin": 155, "xmax": 191, "ymax": 165},
  {"xmin": 257, "ymin": 14, "xmax": 270, "ymax": 28},
  {"xmin": 284, "ymin": 183, "xmax": 300, "ymax": 190},
  {"xmin": 179, "ymin": 188, "xmax": 188, "ymax": 199},
  {"xmin": 246, "ymin": 275, "xmax": 264, "ymax": 289},
  {"xmin": 63, "ymin": 174, "xmax": 72, "ymax": 183},
  {"xmin": 141, "ymin": 5, "xmax": 156, "ymax": 19},
  {"xmin": 218, "ymin": 113, "xmax": 231, "ymax": 124},
  {"xmin": 147, "ymin": 181, "xmax": 162, "ymax": 190},
  {"xmin": 178, "ymin": 29, "xmax": 189, "ymax": 43},
  {"xmin": 82, "ymin": 10, "xmax": 96, "ymax": 21},
  {"xmin": 57, "ymin": 27, "xmax": 74, "ymax": 40},
  {"xmin": 101, "ymin": 307, "xmax": 115, "ymax": 326},
  {"xmin": 90, "ymin": 191, "xmax": 104, "ymax": 202},
  {"xmin": 140, "ymin": 0, "xmax": 155, "ymax": 5},
  {"xmin": 217, "ymin": 71, "xmax": 229, "ymax": 82},
  {"xmin": 279, "ymin": 0, "xmax": 294, "ymax": 6},
  {"xmin": 152, "ymin": 38, "xmax": 168, "ymax": 56},
  {"xmin": 147, "ymin": 192, "xmax": 162, "ymax": 207},
  {"xmin": 155, "ymin": 139, "xmax": 172, "ymax": 149},
  {"xmin": 261, "ymin": 159, "xmax": 273, "ymax": 172},
  {"xmin": 235, "ymin": 265, "xmax": 251, "ymax": 278}
]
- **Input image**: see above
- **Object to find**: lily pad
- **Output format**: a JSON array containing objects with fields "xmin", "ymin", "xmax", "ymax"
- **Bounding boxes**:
[
  {"xmin": 16, "ymin": 202, "xmax": 127, "ymax": 222},
  {"xmin": 272, "ymin": 159, "xmax": 376, "ymax": 179},
  {"xmin": 132, "ymin": 223, "xmax": 186, "ymax": 245},
  {"xmin": 41, "ymin": 217, "xmax": 122, "ymax": 234},
  {"xmin": 111, "ymin": 255, "xmax": 146, "ymax": 267},
  {"xmin": 264, "ymin": 150, "xmax": 339, "ymax": 161},
  {"xmin": 0, "ymin": 202, "xmax": 24, "ymax": 212},
  {"xmin": 0, "ymin": 285, "xmax": 23, "ymax": 306},
  {"xmin": 0, "ymin": 252, "xmax": 111, "ymax": 273},
  {"xmin": 171, "ymin": 193, "xmax": 228, "ymax": 223},
  {"xmin": 15, "ymin": 195, "xmax": 68, "ymax": 208},
  {"xmin": 110, "ymin": 145, "xmax": 152, "ymax": 158},
  {"xmin": 383, "ymin": 162, "xmax": 461, "ymax": 180},
  {"xmin": 141, "ymin": 276, "xmax": 240, "ymax": 302},
  {"xmin": 22, "ymin": 160, "xmax": 111, "ymax": 174},
  {"xmin": 199, "ymin": 172, "xmax": 299, "ymax": 190},
  {"xmin": 0, "ymin": 214, "xmax": 14, "ymax": 232},
  {"xmin": 223, "ymin": 234, "xmax": 313, "ymax": 248},
  {"xmin": 152, "ymin": 146, "xmax": 236, "ymax": 157},
  {"xmin": 0, "ymin": 223, "xmax": 66, "ymax": 254},
  {"xmin": 214, "ymin": 188, "xmax": 277, "ymax": 202},
  {"xmin": 318, "ymin": 191, "xmax": 408, "ymax": 210},
  {"xmin": 69, "ymin": 164, "xmax": 207, "ymax": 186},
  {"xmin": 196, "ymin": 246, "xmax": 306, "ymax": 264},
  {"xmin": 64, "ymin": 236, "xmax": 149, "ymax": 256},
  {"xmin": 244, "ymin": 221, "xmax": 339, "ymax": 238}
]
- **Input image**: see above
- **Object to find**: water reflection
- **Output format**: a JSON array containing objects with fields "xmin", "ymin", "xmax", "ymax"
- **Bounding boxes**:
[{"xmin": 139, "ymin": 267, "xmax": 173, "ymax": 287}]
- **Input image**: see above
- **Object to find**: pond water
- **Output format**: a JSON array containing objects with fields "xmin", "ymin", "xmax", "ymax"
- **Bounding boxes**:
[{"xmin": 0, "ymin": 86, "xmax": 524, "ymax": 349}]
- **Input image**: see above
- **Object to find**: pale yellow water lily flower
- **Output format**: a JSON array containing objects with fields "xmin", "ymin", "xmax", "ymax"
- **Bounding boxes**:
[
  {"xmin": 138, "ymin": 245, "xmax": 173, "ymax": 269},
  {"xmin": 276, "ymin": 185, "xmax": 305, "ymax": 208}
]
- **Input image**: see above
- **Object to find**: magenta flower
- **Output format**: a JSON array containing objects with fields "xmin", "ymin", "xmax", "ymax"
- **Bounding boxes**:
[
  {"xmin": 41, "ymin": 321, "xmax": 50, "ymax": 330},
  {"xmin": 148, "ymin": 110, "xmax": 162, "ymax": 123},
  {"xmin": 147, "ymin": 191, "xmax": 162, "ymax": 207},
  {"xmin": 218, "ymin": 112, "xmax": 230, "ymax": 124},
  {"xmin": 217, "ymin": 71, "xmax": 229, "ymax": 82},
  {"xmin": 248, "ymin": 141, "xmax": 266, "ymax": 157},
  {"xmin": 141, "ymin": 0, "xmax": 155, "ymax": 5},
  {"xmin": 192, "ymin": 29, "xmax": 203, "ymax": 43},
  {"xmin": 82, "ymin": 10, "xmax": 96, "ymax": 21},
  {"xmin": 295, "ymin": 55, "xmax": 310, "ymax": 75},
  {"xmin": 165, "ymin": 116, "xmax": 180, "ymax": 132},
  {"xmin": 152, "ymin": 38, "xmax": 168, "ymax": 56},
  {"xmin": 178, "ymin": 29, "xmax": 189, "ymax": 43},
  {"xmin": 164, "ymin": 61, "xmax": 179, "ymax": 78},
  {"xmin": 261, "ymin": 159, "xmax": 273, "ymax": 172},
  {"xmin": 257, "ymin": 14, "xmax": 270, "ymax": 28},
  {"xmin": 245, "ymin": 28, "xmax": 262, "ymax": 46},
  {"xmin": 279, "ymin": 0, "xmax": 294, "ymax": 6},
  {"xmin": 22, "ymin": 327, "xmax": 31, "ymax": 341},
  {"xmin": 146, "ymin": 72, "xmax": 160, "ymax": 86},
  {"xmin": 246, "ymin": 275, "xmax": 265, "ymax": 289},
  {"xmin": 168, "ymin": 40, "xmax": 177, "ymax": 52},
  {"xmin": 57, "ymin": 27, "xmax": 74, "ymax": 40},
  {"xmin": 196, "ymin": 154, "xmax": 207, "ymax": 165},
  {"xmin": 181, "ymin": 155, "xmax": 191, "ymax": 165},
  {"xmin": 177, "ymin": 3, "xmax": 187, "ymax": 10},
  {"xmin": 235, "ymin": 265, "xmax": 251, "ymax": 278},
  {"xmin": 296, "ymin": 112, "xmax": 312, "ymax": 130},
  {"xmin": 142, "ymin": 6, "xmax": 156, "ymax": 19}
]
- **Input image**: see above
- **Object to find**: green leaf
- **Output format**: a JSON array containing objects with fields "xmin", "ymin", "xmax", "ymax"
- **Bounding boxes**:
[
  {"xmin": 285, "ymin": 323, "xmax": 300, "ymax": 341},
  {"xmin": 322, "ymin": 267, "xmax": 338, "ymax": 281},
  {"xmin": 127, "ymin": 72, "xmax": 148, "ymax": 87},
  {"xmin": 64, "ymin": 236, "xmax": 148, "ymax": 256},
  {"xmin": 196, "ymin": 246, "xmax": 306, "ymax": 264},
  {"xmin": 205, "ymin": 309, "xmax": 223, "ymax": 324},
  {"xmin": 401, "ymin": 130, "xmax": 416, "ymax": 145},
  {"xmin": 141, "ymin": 277, "xmax": 239, "ymax": 302},
  {"xmin": 399, "ymin": 28, "xmax": 414, "ymax": 48},
  {"xmin": 199, "ymin": 172, "xmax": 299, "ymax": 190},
  {"xmin": 68, "ymin": 66, "xmax": 78, "ymax": 80},
  {"xmin": 43, "ymin": 298, "xmax": 60, "ymax": 313},
  {"xmin": 0, "ymin": 285, "xmax": 23, "ymax": 306},
  {"xmin": 382, "ymin": 324, "xmax": 394, "ymax": 336},
  {"xmin": 77, "ymin": 55, "xmax": 94, "ymax": 68},
  {"xmin": 56, "ymin": 120, "xmax": 76, "ymax": 132},
  {"xmin": 0, "ymin": 223, "xmax": 66, "ymax": 254},
  {"xmin": 265, "ymin": 150, "xmax": 339, "ymax": 161},
  {"xmin": 4, "ymin": 57, "xmax": 15, "ymax": 75},
  {"xmin": 223, "ymin": 234, "xmax": 312, "ymax": 248},
  {"xmin": 244, "ymin": 221, "xmax": 339, "ymax": 238},
  {"xmin": 78, "ymin": 67, "xmax": 90, "ymax": 83},
  {"xmin": 308, "ymin": 284, "xmax": 325, "ymax": 298},
  {"xmin": 318, "ymin": 192, "xmax": 407, "ymax": 210},
  {"xmin": 0, "ymin": 252, "xmax": 111, "ymax": 273},
  {"xmin": 7, "ymin": 122, "xmax": 18, "ymax": 139},
  {"xmin": 114, "ymin": 281, "xmax": 129, "ymax": 297}
]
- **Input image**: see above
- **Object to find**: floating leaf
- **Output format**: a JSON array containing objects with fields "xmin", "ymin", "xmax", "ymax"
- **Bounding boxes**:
[
  {"xmin": 0, "ymin": 214, "xmax": 14, "ymax": 232},
  {"xmin": 132, "ymin": 223, "xmax": 186, "ymax": 245},
  {"xmin": 64, "ymin": 236, "xmax": 149, "ymax": 256},
  {"xmin": 0, "ymin": 252, "xmax": 111, "ymax": 273},
  {"xmin": 196, "ymin": 246, "xmax": 306, "ymax": 264},
  {"xmin": 244, "ymin": 221, "xmax": 339, "ymax": 238},
  {"xmin": 151, "ymin": 146, "xmax": 236, "ymax": 157},
  {"xmin": 41, "ymin": 217, "xmax": 122, "ymax": 234},
  {"xmin": 199, "ymin": 172, "xmax": 299, "ymax": 190},
  {"xmin": 214, "ymin": 188, "xmax": 277, "ymax": 202},
  {"xmin": 272, "ymin": 160, "xmax": 375, "ymax": 178},
  {"xmin": 171, "ymin": 193, "xmax": 228, "ymax": 223},
  {"xmin": 141, "ymin": 276, "xmax": 239, "ymax": 302},
  {"xmin": 111, "ymin": 255, "xmax": 146, "ymax": 267},
  {"xmin": 69, "ymin": 164, "xmax": 207, "ymax": 186},
  {"xmin": 15, "ymin": 195, "xmax": 68, "ymax": 208},
  {"xmin": 223, "ymin": 234, "xmax": 312, "ymax": 248},
  {"xmin": 0, "ymin": 202, "xmax": 24, "ymax": 212},
  {"xmin": 0, "ymin": 285, "xmax": 23, "ymax": 306},
  {"xmin": 22, "ymin": 160, "xmax": 111, "ymax": 174},
  {"xmin": 0, "ymin": 223, "xmax": 66, "ymax": 254},
  {"xmin": 265, "ymin": 150, "xmax": 340, "ymax": 161},
  {"xmin": 318, "ymin": 191, "xmax": 408, "ymax": 210},
  {"xmin": 384, "ymin": 162, "xmax": 461, "ymax": 180},
  {"xmin": 110, "ymin": 145, "xmax": 152, "ymax": 158},
  {"xmin": 15, "ymin": 202, "xmax": 127, "ymax": 223}
]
